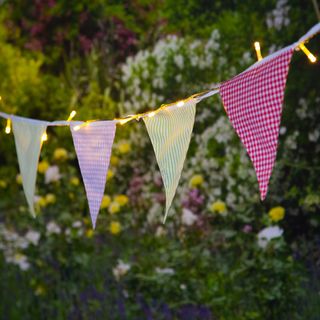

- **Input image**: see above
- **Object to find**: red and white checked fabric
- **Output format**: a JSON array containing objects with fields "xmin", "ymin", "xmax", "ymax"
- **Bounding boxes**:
[
  {"xmin": 70, "ymin": 121, "xmax": 116, "ymax": 228},
  {"xmin": 220, "ymin": 47, "xmax": 294, "ymax": 200}
]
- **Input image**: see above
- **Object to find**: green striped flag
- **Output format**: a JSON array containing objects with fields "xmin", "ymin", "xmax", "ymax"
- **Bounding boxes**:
[
  {"xmin": 143, "ymin": 99, "xmax": 197, "ymax": 223},
  {"xmin": 12, "ymin": 117, "xmax": 48, "ymax": 217}
]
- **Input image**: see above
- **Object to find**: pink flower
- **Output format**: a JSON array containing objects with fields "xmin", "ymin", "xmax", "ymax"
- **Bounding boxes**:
[
  {"xmin": 242, "ymin": 225, "xmax": 253, "ymax": 233},
  {"xmin": 79, "ymin": 35, "xmax": 92, "ymax": 53}
]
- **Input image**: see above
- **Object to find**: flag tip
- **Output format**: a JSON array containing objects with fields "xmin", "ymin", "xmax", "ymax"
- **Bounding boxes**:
[{"xmin": 162, "ymin": 212, "xmax": 168, "ymax": 224}]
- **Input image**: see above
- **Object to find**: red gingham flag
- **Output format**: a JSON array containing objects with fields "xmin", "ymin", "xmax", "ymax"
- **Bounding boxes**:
[{"xmin": 220, "ymin": 46, "xmax": 294, "ymax": 200}]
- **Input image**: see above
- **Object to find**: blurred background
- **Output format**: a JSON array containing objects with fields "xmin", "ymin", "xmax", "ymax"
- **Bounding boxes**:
[{"xmin": 0, "ymin": 0, "xmax": 319, "ymax": 319}]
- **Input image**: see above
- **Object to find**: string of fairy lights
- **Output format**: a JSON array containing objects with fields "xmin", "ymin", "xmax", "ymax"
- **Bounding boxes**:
[{"xmin": 0, "ymin": 33, "xmax": 318, "ymax": 144}]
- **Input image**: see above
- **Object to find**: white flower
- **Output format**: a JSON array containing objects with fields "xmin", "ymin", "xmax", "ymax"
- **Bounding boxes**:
[
  {"xmin": 46, "ymin": 221, "xmax": 61, "ymax": 235},
  {"xmin": 45, "ymin": 166, "xmax": 61, "ymax": 184},
  {"xmin": 308, "ymin": 130, "xmax": 320, "ymax": 142},
  {"xmin": 180, "ymin": 284, "xmax": 187, "ymax": 290},
  {"xmin": 181, "ymin": 208, "xmax": 198, "ymax": 226},
  {"xmin": 2, "ymin": 229, "xmax": 18, "ymax": 242},
  {"xmin": 257, "ymin": 226, "xmax": 283, "ymax": 248},
  {"xmin": 113, "ymin": 260, "xmax": 131, "ymax": 281},
  {"xmin": 72, "ymin": 221, "xmax": 82, "ymax": 228},
  {"xmin": 279, "ymin": 127, "xmax": 287, "ymax": 135},
  {"xmin": 15, "ymin": 238, "xmax": 29, "ymax": 249},
  {"xmin": 12, "ymin": 253, "xmax": 30, "ymax": 271},
  {"xmin": 25, "ymin": 230, "xmax": 40, "ymax": 245},
  {"xmin": 155, "ymin": 226, "xmax": 167, "ymax": 237},
  {"xmin": 155, "ymin": 267, "xmax": 175, "ymax": 275}
]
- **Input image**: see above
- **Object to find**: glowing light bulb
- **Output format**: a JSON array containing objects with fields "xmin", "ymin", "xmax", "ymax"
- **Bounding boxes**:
[
  {"xmin": 67, "ymin": 110, "xmax": 77, "ymax": 121},
  {"xmin": 5, "ymin": 119, "xmax": 11, "ymax": 134},
  {"xmin": 41, "ymin": 132, "xmax": 48, "ymax": 142},
  {"xmin": 119, "ymin": 118, "xmax": 131, "ymax": 125},
  {"xmin": 254, "ymin": 42, "xmax": 263, "ymax": 61},
  {"xmin": 148, "ymin": 112, "xmax": 156, "ymax": 118},
  {"xmin": 177, "ymin": 101, "xmax": 185, "ymax": 107},
  {"xmin": 299, "ymin": 43, "xmax": 317, "ymax": 63}
]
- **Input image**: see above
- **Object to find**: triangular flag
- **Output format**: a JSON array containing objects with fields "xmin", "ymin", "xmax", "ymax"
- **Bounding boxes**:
[
  {"xmin": 70, "ymin": 121, "xmax": 116, "ymax": 228},
  {"xmin": 143, "ymin": 99, "xmax": 197, "ymax": 223},
  {"xmin": 220, "ymin": 46, "xmax": 294, "ymax": 200},
  {"xmin": 12, "ymin": 117, "xmax": 48, "ymax": 217}
]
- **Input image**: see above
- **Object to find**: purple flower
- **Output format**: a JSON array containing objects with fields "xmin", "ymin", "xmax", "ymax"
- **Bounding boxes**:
[
  {"xmin": 154, "ymin": 173, "xmax": 163, "ymax": 187},
  {"xmin": 79, "ymin": 35, "xmax": 93, "ymax": 53},
  {"xmin": 154, "ymin": 192, "xmax": 165, "ymax": 204},
  {"xmin": 128, "ymin": 176, "xmax": 145, "ymax": 204},
  {"xmin": 242, "ymin": 225, "xmax": 253, "ymax": 233},
  {"xmin": 182, "ymin": 188, "xmax": 205, "ymax": 213}
]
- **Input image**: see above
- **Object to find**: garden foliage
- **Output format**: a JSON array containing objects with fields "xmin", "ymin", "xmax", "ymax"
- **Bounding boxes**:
[{"xmin": 0, "ymin": 1, "xmax": 320, "ymax": 319}]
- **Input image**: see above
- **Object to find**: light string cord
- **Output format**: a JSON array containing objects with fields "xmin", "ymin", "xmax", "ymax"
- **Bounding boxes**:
[
  {"xmin": 115, "ymin": 23, "xmax": 319, "ymax": 125},
  {"xmin": 0, "ymin": 23, "xmax": 319, "ymax": 129},
  {"xmin": 114, "ymin": 85, "xmax": 221, "ymax": 125}
]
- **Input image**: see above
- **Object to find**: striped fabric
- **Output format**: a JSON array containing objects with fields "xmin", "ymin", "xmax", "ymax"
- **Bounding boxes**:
[
  {"xmin": 143, "ymin": 99, "xmax": 197, "ymax": 222},
  {"xmin": 12, "ymin": 117, "xmax": 48, "ymax": 217},
  {"xmin": 70, "ymin": 121, "xmax": 116, "ymax": 228}
]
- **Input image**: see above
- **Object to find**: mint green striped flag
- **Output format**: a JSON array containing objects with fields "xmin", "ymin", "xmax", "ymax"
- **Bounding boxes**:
[
  {"xmin": 143, "ymin": 99, "xmax": 197, "ymax": 223},
  {"xmin": 12, "ymin": 117, "xmax": 48, "ymax": 217}
]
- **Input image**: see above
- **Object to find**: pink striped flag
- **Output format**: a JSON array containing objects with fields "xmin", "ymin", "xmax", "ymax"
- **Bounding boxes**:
[
  {"xmin": 220, "ymin": 46, "xmax": 294, "ymax": 200},
  {"xmin": 70, "ymin": 121, "xmax": 116, "ymax": 228}
]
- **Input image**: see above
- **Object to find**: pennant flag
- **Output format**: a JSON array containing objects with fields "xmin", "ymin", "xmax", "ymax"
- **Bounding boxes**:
[
  {"xmin": 12, "ymin": 117, "xmax": 48, "ymax": 217},
  {"xmin": 220, "ymin": 46, "xmax": 294, "ymax": 200},
  {"xmin": 143, "ymin": 99, "xmax": 197, "ymax": 223},
  {"xmin": 70, "ymin": 121, "xmax": 116, "ymax": 228}
]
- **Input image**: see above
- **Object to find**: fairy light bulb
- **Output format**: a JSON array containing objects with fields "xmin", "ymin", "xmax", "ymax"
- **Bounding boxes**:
[
  {"xmin": 254, "ymin": 42, "xmax": 263, "ymax": 61},
  {"xmin": 119, "ymin": 118, "xmax": 131, "ymax": 125},
  {"xmin": 67, "ymin": 110, "xmax": 77, "ymax": 121},
  {"xmin": 299, "ymin": 43, "xmax": 317, "ymax": 63},
  {"xmin": 41, "ymin": 131, "xmax": 48, "ymax": 142},
  {"xmin": 177, "ymin": 101, "xmax": 185, "ymax": 107},
  {"xmin": 73, "ymin": 121, "xmax": 93, "ymax": 131},
  {"xmin": 5, "ymin": 118, "xmax": 11, "ymax": 134}
]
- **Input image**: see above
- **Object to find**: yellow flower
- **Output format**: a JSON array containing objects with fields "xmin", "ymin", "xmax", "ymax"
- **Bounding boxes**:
[
  {"xmin": 45, "ymin": 193, "xmax": 56, "ymax": 205},
  {"xmin": 118, "ymin": 141, "xmax": 131, "ymax": 154},
  {"xmin": 34, "ymin": 285, "xmax": 46, "ymax": 296},
  {"xmin": 70, "ymin": 177, "xmax": 80, "ymax": 186},
  {"xmin": 269, "ymin": 206, "xmax": 285, "ymax": 222},
  {"xmin": 110, "ymin": 156, "xmax": 120, "ymax": 166},
  {"xmin": 83, "ymin": 217, "xmax": 90, "ymax": 226},
  {"xmin": 101, "ymin": 195, "xmax": 111, "ymax": 209},
  {"xmin": 86, "ymin": 229, "xmax": 94, "ymax": 238},
  {"xmin": 109, "ymin": 221, "xmax": 121, "ymax": 235},
  {"xmin": 0, "ymin": 180, "xmax": 7, "ymax": 188},
  {"xmin": 38, "ymin": 160, "xmax": 49, "ymax": 174},
  {"xmin": 114, "ymin": 195, "xmax": 129, "ymax": 207},
  {"xmin": 53, "ymin": 148, "xmax": 68, "ymax": 161},
  {"xmin": 16, "ymin": 174, "xmax": 23, "ymax": 185},
  {"xmin": 210, "ymin": 201, "xmax": 227, "ymax": 214},
  {"xmin": 107, "ymin": 169, "xmax": 114, "ymax": 180},
  {"xmin": 37, "ymin": 197, "xmax": 47, "ymax": 208},
  {"xmin": 68, "ymin": 192, "xmax": 75, "ymax": 199},
  {"xmin": 109, "ymin": 202, "xmax": 120, "ymax": 214},
  {"xmin": 189, "ymin": 174, "xmax": 204, "ymax": 188}
]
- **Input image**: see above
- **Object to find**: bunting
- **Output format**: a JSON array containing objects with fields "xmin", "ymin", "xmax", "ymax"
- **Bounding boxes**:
[
  {"xmin": 12, "ymin": 117, "xmax": 48, "ymax": 217},
  {"xmin": 220, "ymin": 46, "xmax": 294, "ymax": 200},
  {"xmin": 70, "ymin": 121, "xmax": 116, "ymax": 228},
  {"xmin": 143, "ymin": 99, "xmax": 197, "ymax": 222},
  {"xmin": 0, "ymin": 23, "xmax": 319, "ymax": 227}
]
